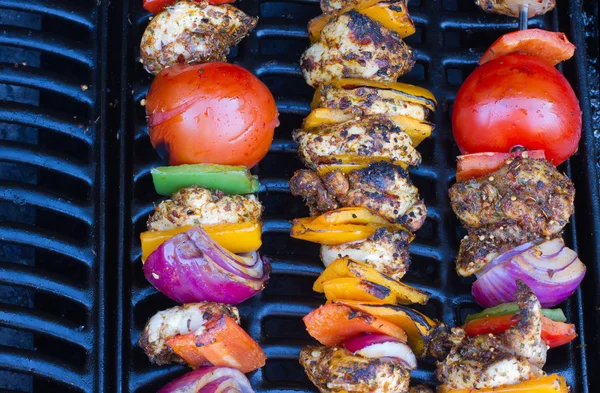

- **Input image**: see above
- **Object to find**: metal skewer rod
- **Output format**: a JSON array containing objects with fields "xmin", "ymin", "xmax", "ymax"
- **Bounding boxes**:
[{"xmin": 518, "ymin": 3, "xmax": 529, "ymax": 30}]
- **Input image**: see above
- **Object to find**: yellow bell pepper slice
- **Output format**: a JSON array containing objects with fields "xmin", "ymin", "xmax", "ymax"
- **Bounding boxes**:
[
  {"xmin": 317, "ymin": 154, "xmax": 410, "ymax": 169},
  {"xmin": 312, "ymin": 78, "xmax": 437, "ymax": 112},
  {"xmin": 303, "ymin": 108, "xmax": 433, "ymax": 147},
  {"xmin": 308, "ymin": 0, "xmax": 415, "ymax": 42},
  {"xmin": 438, "ymin": 374, "xmax": 568, "ymax": 393},
  {"xmin": 311, "ymin": 207, "xmax": 413, "ymax": 236},
  {"xmin": 359, "ymin": 2, "xmax": 416, "ymax": 38},
  {"xmin": 323, "ymin": 277, "xmax": 397, "ymax": 304},
  {"xmin": 140, "ymin": 222, "xmax": 262, "ymax": 262},
  {"xmin": 316, "ymin": 163, "xmax": 369, "ymax": 176},
  {"xmin": 314, "ymin": 258, "xmax": 430, "ymax": 305},
  {"xmin": 328, "ymin": 299, "xmax": 435, "ymax": 356},
  {"xmin": 290, "ymin": 221, "xmax": 379, "ymax": 245}
]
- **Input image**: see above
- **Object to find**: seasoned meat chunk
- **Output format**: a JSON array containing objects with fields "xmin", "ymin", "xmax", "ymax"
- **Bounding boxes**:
[
  {"xmin": 474, "ymin": 0, "xmax": 555, "ymax": 17},
  {"xmin": 289, "ymin": 169, "xmax": 339, "ymax": 215},
  {"xmin": 433, "ymin": 282, "xmax": 547, "ymax": 390},
  {"xmin": 321, "ymin": 228, "xmax": 411, "ymax": 280},
  {"xmin": 315, "ymin": 84, "xmax": 429, "ymax": 121},
  {"xmin": 147, "ymin": 186, "xmax": 262, "ymax": 231},
  {"xmin": 449, "ymin": 158, "xmax": 574, "ymax": 240},
  {"xmin": 300, "ymin": 11, "xmax": 415, "ymax": 87},
  {"xmin": 300, "ymin": 345, "xmax": 411, "ymax": 393},
  {"xmin": 138, "ymin": 302, "xmax": 239, "ymax": 366},
  {"xmin": 140, "ymin": 1, "xmax": 257, "ymax": 74},
  {"xmin": 293, "ymin": 116, "xmax": 421, "ymax": 170}
]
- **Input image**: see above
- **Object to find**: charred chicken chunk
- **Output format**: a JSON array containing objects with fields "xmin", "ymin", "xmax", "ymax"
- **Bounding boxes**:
[
  {"xmin": 290, "ymin": 162, "xmax": 426, "ymax": 231},
  {"xmin": 140, "ymin": 1, "xmax": 257, "ymax": 74},
  {"xmin": 300, "ymin": 11, "xmax": 415, "ymax": 87},
  {"xmin": 433, "ymin": 282, "xmax": 547, "ymax": 390},
  {"xmin": 474, "ymin": 0, "xmax": 555, "ymax": 18},
  {"xmin": 321, "ymin": 228, "xmax": 411, "ymax": 280},
  {"xmin": 300, "ymin": 345, "xmax": 411, "ymax": 393},
  {"xmin": 293, "ymin": 116, "xmax": 421, "ymax": 170},
  {"xmin": 147, "ymin": 186, "xmax": 262, "ymax": 231},
  {"xmin": 138, "ymin": 302, "xmax": 239, "ymax": 365},
  {"xmin": 449, "ymin": 158, "xmax": 574, "ymax": 240},
  {"xmin": 315, "ymin": 84, "xmax": 429, "ymax": 121}
]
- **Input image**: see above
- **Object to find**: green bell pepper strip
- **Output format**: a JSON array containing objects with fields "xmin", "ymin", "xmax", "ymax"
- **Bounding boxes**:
[
  {"xmin": 151, "ymin": 164, "xmax": 260, "ymax": 195},
  {"xmin": 465, "ymin": 302, "xmax": 566, "ymax": 323}
]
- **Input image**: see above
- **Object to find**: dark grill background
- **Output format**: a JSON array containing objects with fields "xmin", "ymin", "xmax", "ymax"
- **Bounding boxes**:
[{"xmin": 0, "ymin": 0, "xmax": 597, "ymax": 392}]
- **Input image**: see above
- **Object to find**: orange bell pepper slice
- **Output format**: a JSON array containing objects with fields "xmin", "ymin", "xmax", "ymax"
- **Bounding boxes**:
[
  {"xmin": 316, "ymin": 163, "xmax": 369, "ymax": 176},
  {"xmin": 315, "ymin": 154, "xmax": 410, "ymax": 169},
  {"xmin": 303, "ymin": 303, "xmax": 408, "ymax": 346},
  {"xmin": 439, "ymin": 374, "xmax": 568, "ymax": 393},
  {"xmin": 140, "ymin": 222, "xmax": 262, "ymax": 261},
  {"xmin": 314, "ymin": 258, "xmax": 429, "ymax": 305},
  {"xmin": 290, "ymin": 221, "xmax": 378, "ymax": 245},
  {"xmin": 310, "ymin": 207, "xmax": 412, "ymax": 234},
  {"xmin": 312, "ymin": 78, "xmax": 437, "ymax": 112},
  {"xmin": 166, "ymin": 315, "xmax": 266, "ymax": 373},
  {"xmin": 323, "ymin": 277, "xmax": 397, "ymax": 304},
  {"xmin": 329, "ymin": 299, "xmax": 435, "ymax": 356}
]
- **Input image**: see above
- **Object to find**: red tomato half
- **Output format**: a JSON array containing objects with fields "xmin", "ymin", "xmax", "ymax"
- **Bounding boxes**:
[
  {"xmin": 463, "ymin": 314, "xmax": 577, "ymax": 349},
  {"xmin": 143, "ymin": 0, "xmax": 235, "ymax": 14},
  {"xmin": 146, "ymin": 63, "xmax": 279, "ymax": 167},
  {"xmin": 456, "ymin": 150, "xmax": 546, "ymax": 181},
  {"xmin": 452, "ymin": 54, "xmax": 581, "ymax": 165}
]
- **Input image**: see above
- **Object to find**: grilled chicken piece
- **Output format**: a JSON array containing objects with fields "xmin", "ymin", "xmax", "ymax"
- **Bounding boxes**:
[
  {"xmin": 301, "ymin": 11, "xmax": 415, "ymax": 87},
  {"xmin": 293, "ymin": 116, "xmax": 421, "ymax": 170},
  {"xmin": 321, "ymin": 228, "xmax": 411, "ymax": 280},
  {"xmin": 138, "ymin": 302, "xmax": 239, "ymax": 366},
  {"xmin": 433, "ymin": 282, "xmax": 547, "ymax": 390},
  {"xmin": 300, "ymin": 345, "xmax": 411, "ymax": 393},
  {"xmin": 449, "ymin": 158, "xmax": 574, "ymax": 240},
  {"xmin": 315, "ymin": 84, "xmax": 429, "ymax": 121},
  {"xmin": 140, "ymin": 1, "xmax": 257, "ymax": 74},
  {"xmin": 474, "ymin": 0, "xmax": 555, "ymax": 18},
  {"xmin": 147, "ymin": 186, "xmax": 262, "ymax": 231},
  {"xmin": 290, "ymin": 162, "xmax": 426, "ymax": 231}
]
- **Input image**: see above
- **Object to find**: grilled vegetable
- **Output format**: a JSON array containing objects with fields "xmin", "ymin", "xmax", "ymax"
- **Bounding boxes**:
[
  {"xmin": 291, "ymin": 221, "xmax": 381, "ymax": 245},
  {"xmin": 343, "ymin": 334, "xmax": 417, "ymax": 369},
  {"xmin": 455, "ymin": 150, "xmax": 546, "ymax": 181},
  {"xmin": 329, "ymin": 300, "xmax": 435, "ymax": 356},
  {"xmin": 314, "ymin": 258, "xmax": 429, "ymax": 305},
  {"xmin": 439, "ymin": 374, "xmax": 568, "ymax": 393},
  {"xmin": 303, "ymin": 303, "xmax": 408, "ymax": 346},
  {"xmin": 140, "ymin": 222, "xmax": 262, "ymax": 261},
  {"xmin": 472, "ymin": 238, "xmax": 586, "ymax": 308},
  {"xmin": 479, "ymin": 29, "xmax": 575, "ymax": 66},
  {"xmin": 323, "ymin": 278, "xmax": 397, "ymax": 304},
  {"xmin": 464, "ymin": 303, "xmax": 566, "ymax": 323},
  {"xmin": 157, "ymin": 367, "xmax": 254, "ymax": 393},
  {"xmin": 143, "ymin": 226, "xmax": 270, "ymax": 304},
  {"xmin": 151, "ymin": 164, "xmax": 260, "ymax": 196},
  {"xmin": 167, "ymin": 314, "xmax": 266, "ymax": 373}
]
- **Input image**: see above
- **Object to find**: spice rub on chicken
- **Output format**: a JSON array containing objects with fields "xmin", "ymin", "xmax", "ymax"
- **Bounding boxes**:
[
  {"xmin": 300, "ymin": 11, "xmax": 415, "ymax": 88},
  {"xmin": 321, "ymin": 228, "xmax": 411, "ymax": 281},
  {"xmin": 449, "ymin": 158, "xmax": 574, "ymax": 275},
  {"xmin": 474, "ymin": 0, "xmax": 555, "ymax": 18},
  {"xmin": 431, "ymin": 281, "xmax": 547, "ymax": 390},
  {"xmin": 147, "ymin": 186, "xmax": 262, "ymax": 231},
  {"xmin": 138, "ymin": 302, "xmax": 239, "ymax": 366},
  {"xmin": 290, "ymin": 162, "xmax": 426, "ymax": 231},
  {"xmin": 140, "ymin": 0, "xmax": 257, "ymax": 74},
  {"xmin": 293, "ymin": 116, "xmax": 421, "ymax": 170},
  {"xmin": 300, "ymin": 345, "xmax": 411, "ymax": 393}
]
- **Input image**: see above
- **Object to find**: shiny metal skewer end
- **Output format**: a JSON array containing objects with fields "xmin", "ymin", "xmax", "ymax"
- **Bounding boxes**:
[{"xmin": 518, "ymin": 4, "xmax": 529, "ymax": 30}]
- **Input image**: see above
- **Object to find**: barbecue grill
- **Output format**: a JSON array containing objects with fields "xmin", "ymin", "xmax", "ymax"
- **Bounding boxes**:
[{"xmin": 0, "ymin": 0, "xmax": 597, "ymax": 392}]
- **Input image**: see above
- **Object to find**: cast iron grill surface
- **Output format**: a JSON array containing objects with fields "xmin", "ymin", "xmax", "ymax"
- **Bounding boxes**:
[
  {"xmin": 0, "ymin": 1, "xmax": 110, "ymax": 392},
  {"xmin": 0, "ymin": 0, "xmax": 598, "ymax": 392}
]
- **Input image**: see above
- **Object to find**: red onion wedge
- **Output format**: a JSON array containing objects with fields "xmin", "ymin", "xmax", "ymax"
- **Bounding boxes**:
[
  {"xmin": 158, "ymin": 367, "xmax": 254, "ymax": 393},
  {"xmin": 343, "ymin": 334, "xmax": 417, "ymax": 370},
  {"xmin": 144, "ymin": 226, "xmax": 270, "ymax": 304},
  {"xmin": 472, "ymin": 238, "xmax": 585, "ymax": 308}
]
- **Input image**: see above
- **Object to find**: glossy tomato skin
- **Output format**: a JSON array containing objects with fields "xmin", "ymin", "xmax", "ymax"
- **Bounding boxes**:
[
  {"xmin": 146, "ymin": 63, "xmax": 278, "ymax": 167},
  {"xmin": 452, "ymin": 54, "xmax": 581, "ymax": 165}
]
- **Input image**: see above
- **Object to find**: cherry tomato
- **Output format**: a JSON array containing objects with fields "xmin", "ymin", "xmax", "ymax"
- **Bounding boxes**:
[
  {"xmin": 479, "ymin": 29, "xmax": 575, "ymax": 66},
  {"xmin": 143, "ymin": 0, "xmax": 235, "ymax": 14},
  {"xmin": 452, "ymin": 54, "xmax": 581, "ymax": 165},
  {"xmin": 146, "ymin": 63, "xmax": 279, "ymax": 167},
  {"xmin": 456, "ymin": 150, "xmax": 546, "ymax": 181}
]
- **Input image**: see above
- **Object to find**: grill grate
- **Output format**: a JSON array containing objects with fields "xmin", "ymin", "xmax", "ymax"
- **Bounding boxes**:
[{"xmin": 0, "ymin": 0, "xmax": 597, "ymax": 392}]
